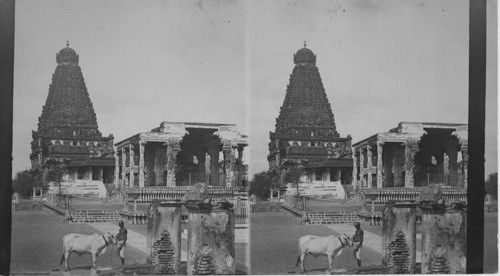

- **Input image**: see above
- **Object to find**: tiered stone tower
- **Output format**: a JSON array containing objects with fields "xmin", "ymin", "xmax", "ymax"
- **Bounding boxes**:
[
  {"xmin": 30, "ymin": 42, "xmax": 115, "ymax": 186},
  {"xmin": 268, "ymin": 43, "xmax": 353, "ymax": 185}
]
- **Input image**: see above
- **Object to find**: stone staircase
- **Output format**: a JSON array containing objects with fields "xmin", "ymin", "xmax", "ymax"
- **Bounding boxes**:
[{"xmin": 69, "ymin": 210, "xmax": 122, "ymax": 223}]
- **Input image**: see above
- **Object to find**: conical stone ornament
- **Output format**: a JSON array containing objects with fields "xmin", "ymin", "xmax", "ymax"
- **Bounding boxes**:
[
  {"xmin": 152, "ymin": 229, "xmax": 175, "ymax": 274},
  {"xmin": 387, "ymin": 231, "xmax": 410, "ymax": 274},
  {"xmin": 196, "ymin": 245, "xmax": 216, "ymax": 275},
  {"xmin": 430, "ymin": 245, "xmax": 450, "ymax": 274}
]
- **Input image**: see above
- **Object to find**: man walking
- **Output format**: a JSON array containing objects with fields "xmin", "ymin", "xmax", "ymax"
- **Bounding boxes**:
[
  {"xmin": 116, "ymin": 220, "xmax": 127, "ymax": 265},
  {"xmin": 352, "ymin": 221, "xmax": 364, "ymax": 267}
]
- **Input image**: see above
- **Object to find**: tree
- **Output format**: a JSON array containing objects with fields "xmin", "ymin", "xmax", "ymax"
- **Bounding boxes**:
[
  {"xmin": 485, "ymin": 172, "xmax": 497, "ymax": 199},
  {"xmin": 249, "ymin": 171, "xmax": 273, "ymax": 200},
  {"xmin": 284, "ymin": 166, "xmax": 305, "ymax": 196},
  {"xmin": 12, "ymin": 169, "xmax": 35, "ymax": 198},
  {"xmin": 46, "ymin": 165, "xmax": 67, "ymax": 195}
]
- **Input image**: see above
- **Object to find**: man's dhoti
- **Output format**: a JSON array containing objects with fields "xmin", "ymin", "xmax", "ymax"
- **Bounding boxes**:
[
  {"xmin": 353, "ymin": 242, "xmax": 363, "ymax": 259},
  {"xmin": 117, "ymin": 240, "xmax": 126, "ymax": 258}
]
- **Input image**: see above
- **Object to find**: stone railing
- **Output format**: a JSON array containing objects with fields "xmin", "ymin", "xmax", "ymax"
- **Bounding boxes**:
[
  {"xmin": 69, "ymin": 210, "xmax": 122, "ymax": 224},
  {"xmin": 250, "ymin": 202, "xmax": 282, "ymax": 213},
  {"xmin": 360, "ymin": 187, "xmax": 466, "ymax": 204},
  {"xmin": 485, "ymin": 203, "xmax": 498, "ymax": 213},
  {"xmin": 303, "ymin": 211, "xmax": 358, "ymax": 225},
  {"xmin": 120, "ymin": 210, "xmax": 148, "ymax": 225},
  {"xmin": 357, "ymin": 211, "xmax": 383, "ymax": 226},
  {"xmin": 123, "ymin": 186, "xmax": 243, "ymax": 203},
  {"xmin": 12, "ymin": 201, "xmax": 44, "ymax": 211}
]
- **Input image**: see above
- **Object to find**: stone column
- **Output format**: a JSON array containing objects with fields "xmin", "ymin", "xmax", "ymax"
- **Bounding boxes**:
[
  {"xmin": 122, "ymin": 147, "xmax": 127, "ymax": 188},
  {"xmin": 420, "ymin": 202, "xmax": 467, "ymax": 274},
  {"xmin": 359, "ymin": 148, "xmax": 365, "ymax": 189},
  {"xmin": 352, "ymin": 149, "xmax": 358, "ymax": 188},
  {"xmin": 377, "ymin": 141, "xmax": 384, "ymax": 188},
  {"xmin": 221, "ymin": 139, "xmax": 235, "ymax": 188},
  {"xmin": 166, "ymin": 139, "xmax": 181, "ymax": 187},
  {"xmin": 382, "ymin": 201, "xmax": 417, "ymax": 273},
  {"xmin": 237, "ymin": 146, "xmax": 244, "ymax": 187},
  {"xmin": 139, "ymin": 140, "xmax": 145, "ymax": 188},
  {"xmin": 460, "ymin": 140, "xmax": 468, "ymax": 188},
  {"xmin": 154, "ymin": 144, "xmax": 164, "ymax": 186},
  {"xmin": 129, "ymin": 144, "xmax": 135, "ymax": 187},
  {"xmin": 185, "ymin": 204, "xmax": 235, "ymax": 275},
  {"xmin": 209, "ymin": 142, "xmax": 220, "ymax": 186},
  {"xmin": 367, "ymin": 145, "xmax": 373, "ymax": 188},
  {"xmin": 114, "ymin": 150, "xmax": 120, "ymax": 189},
  {"xmin": 147, "ymin": 200, "xmax": 182, "ymax": 274},
  {"xmin": 446, "ymin": 143, "xmax": 458, "ymax": 187},
  {"xmin": 98, "ymin": 167, "xmax": 103, "ymax": 181},
  {"xmin": 87, "ymin": 167, "xmax": 93, "ymax": 181},
  {"xmin": 223, "ymin": 147, "xmax": 234, "ymax": 188},
  {"xmin": 404, "ymin": 139, "xmax": 419, "ymax": 188}
]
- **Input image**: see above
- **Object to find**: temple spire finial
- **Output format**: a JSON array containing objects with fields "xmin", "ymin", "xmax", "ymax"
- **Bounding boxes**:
[
  {"xmin": 66, "ymin": 41, "xmax": 69, "ymax": 47},
  {"xmin": 303, "ymin": 41, "xmax": 307, "ymax": 48}
]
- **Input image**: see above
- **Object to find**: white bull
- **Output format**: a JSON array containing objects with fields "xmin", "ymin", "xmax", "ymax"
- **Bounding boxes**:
[
  {"xmin": 295, "ymin": 233, "xmax": 353, "ymax": 272},
  {"xmin": 60, "ymin": 232, "xmax": 117, "ymax": 270}
]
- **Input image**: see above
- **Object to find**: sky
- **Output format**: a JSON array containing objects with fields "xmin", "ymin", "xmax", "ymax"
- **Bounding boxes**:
[{"xmin": 13, "ymin": 0, "xmax": 497, "ymax": 177}]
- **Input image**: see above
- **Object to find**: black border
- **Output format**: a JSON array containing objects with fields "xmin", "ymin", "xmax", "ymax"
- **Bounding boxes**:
[
  {"xmin": 0, "ymin": 0, "xmax": 14, "ymax": 274},
  {"xmin": 0, "ymin": 0, "xmax": 490, "ymax": 274},
  {"xmin": 467, "ymin": 0, "xmax": 487, "ymax": 273}
]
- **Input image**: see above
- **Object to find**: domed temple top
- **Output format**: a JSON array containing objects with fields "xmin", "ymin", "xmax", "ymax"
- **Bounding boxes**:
[
  {"xmin": 56, "ymin": 41, "xmax": 79, "ymax": 65},
  {"xmin": 293, "ymin": 41, "xmax": 316, "ymax": 65}
]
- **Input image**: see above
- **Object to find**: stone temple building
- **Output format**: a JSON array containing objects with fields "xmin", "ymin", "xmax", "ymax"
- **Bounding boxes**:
[
  {"xmin": 352, "ymin": 122, "xmax": 468, "ymax": 189},
  {"xmin": 30, "ymin": 43, "xmax": 115, "ymax": 194},
  {"xmin": 268, "ymin": 43, "xmax": 353, "ymax": 185},
  {"xmin": 114, "ymin": 121, "xmax": 248, "ymax": 188}
]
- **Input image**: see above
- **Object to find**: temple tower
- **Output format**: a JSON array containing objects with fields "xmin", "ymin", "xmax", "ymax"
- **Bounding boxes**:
[
  {"xmin": 30, "ymin": 42, "xmax": 115, "ymax": 190},
  {"xmin": 268, "ymin": 43, "xmax": 353, "ymax": 186}
]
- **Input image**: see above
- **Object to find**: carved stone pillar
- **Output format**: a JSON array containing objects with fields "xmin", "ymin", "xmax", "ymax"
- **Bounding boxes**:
[
  {"xmin": 222, "ymin": 140, "xmax": 235, "ymax": 188},
  {"xmin": 367, "ymin": 145, "xmax": 372, "ymax": 188},
  {"xmin": 377, "ymin": 141, "xmax": 384, "ymax": 188},
  {"xmin": 420, "ymin": 202, "xmax": 467, "ymax": 273},
  {"xmin": 139, "ymin": 140, "xmax": 145, "ymax": 188},
  {"xmin": 98, "ymin": 167, "xmax": 103, "ymax": 181},
  {"xmin": 359, "ymin": 148, "xmax": 365, "ymax": 189},
  {"xmin": 237, "ymin": 146, "xmax": 244, "ymax": 187},
  {"xmin": 154, "ymin": 144, "xmax": 164, "ymax": 186},
  {"xmin": 382, "ymin": 202, "xmax": 417, "ymax": 272},
  {"xmin": 352, "ymin": 149, "xmax": 358, "ymax": 188},
  {"xmin": 147, "ymin": 200, "xmax": 183, "ymax": 274},
  {"xmin": 186, "ymin": 205, "xmax": 235, "ymax": 275},
  {"xmin": 121, "ymin": 148, "xmax": 127, "ymax": 188},
  {"xmin": 460, "ymin": 140, "xmax": 468, "ymax": 188},
  {"xmin": 404, "ymin": 139, "xmax": 419, "ymax": 188},
  {"xmin": 209, "ymin": 141, "xmax": 220, "ymax": 186},
  {"xmin": 446, "ymin": 143, "xmax": 458, "ymax": 187},
  {"xmin": 166, "ymin": 139, "xmax": 181, "ymax": 187},
  {"xmin": 129, "ymin": 144, "xmax": 135, "ymax": 187},
  {"xmin": 114, "ymin": 150, "xmax": 120, "ymax": 189},
  {"xmin": 197, "ymin": 152, "xmax": 206, "ymax": 174}
]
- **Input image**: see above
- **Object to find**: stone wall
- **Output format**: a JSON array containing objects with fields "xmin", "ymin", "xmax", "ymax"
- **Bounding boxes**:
[
  {"xmin": 420, "ymin": 203, "xmax": 467, "ymax": 274},
  {"xmin": 147, "ymin": 200, "xmax": 182, "ymax": 274},
  {"xmin": 381, "ymin": 201, "xmax": 417, "ymax": 273},
  {"xmin": 185, "ymin": 204, "xmax": 235, "ymax": 275}
]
